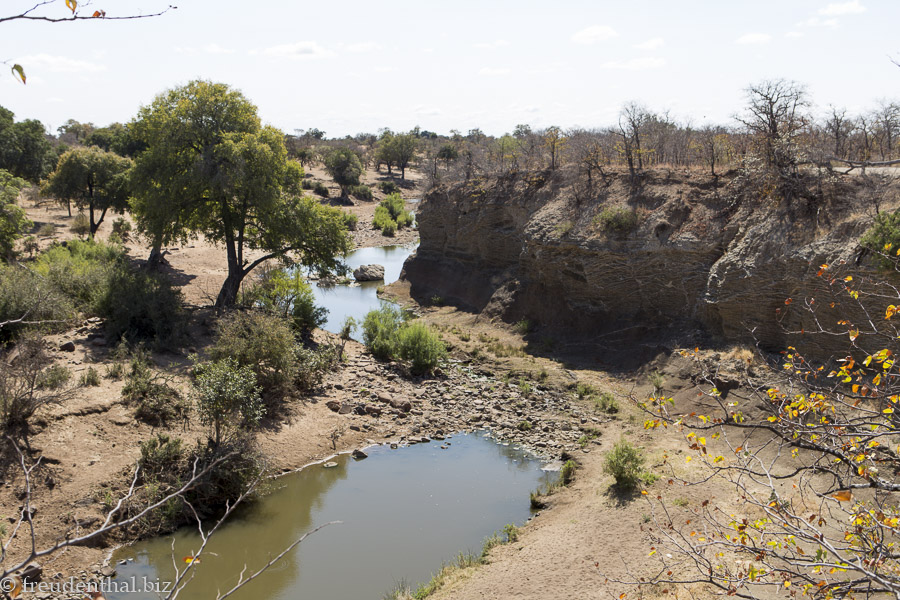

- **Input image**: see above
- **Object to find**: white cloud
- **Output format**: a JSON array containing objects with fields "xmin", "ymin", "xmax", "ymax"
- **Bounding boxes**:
[
  {"xmin": 798, "ymin": 16, "xmax": 839, "ymax": 27},
  {"xmin": 17, "ymin": 53, "xmax": 105, "ymax": 73},
  {"xmin": 819, "ymin": 1, "xmax": 865, "ymax": 16},
  {"xmin": 474, "ymin": 39, "xmax": 510, "ymax": 49},
  {"xmin": 345, "ymin": 42, "xmax": 382, "ymax": 53},
  {"xmin": 785, "ymin": 31, "xmax": 804, "ymax": 38},
  {"xmin": 735, "ymin": 33, "xmax": 772, "ymax": 45},
  {"xmin": 254, "ymin": 41, "xmax": 332, "ymax": 60},
  {"xmin": 598, "ymin": 57, "xmax": 666, "ymax": 70},
  {"xmin": 571, "ymin": 25, "xmax": 618, "ymax": 45},
  {"xmin": 202, "ymin": 43, "xmax": 234, "ymax": 55},
  {"xmin": 633, "ymin": 37, "xmax": 664, "ymax": 50},
  {"xmin": 478, "ymin": 67, "xmax": 511, "ymax": 76}
]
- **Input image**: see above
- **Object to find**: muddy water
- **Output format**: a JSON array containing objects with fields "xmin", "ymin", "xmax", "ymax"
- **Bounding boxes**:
[
  {"xmin": 311, "ymin": 243, "xmax": 417, "ymax": 340},
  {"xmin": 108, "ymin": 432, "xmax": 552, "ymax": 600}
]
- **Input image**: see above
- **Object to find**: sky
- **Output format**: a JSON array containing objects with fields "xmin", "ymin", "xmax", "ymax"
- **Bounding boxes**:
[{"xmin": 1, "ymin": 0, "xmax": 898, "ymax": 137}]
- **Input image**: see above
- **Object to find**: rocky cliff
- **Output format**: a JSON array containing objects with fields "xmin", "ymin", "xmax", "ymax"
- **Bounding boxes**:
[{"xmin": 402, "ymin": 169, "xmax": 897, "ymax": 362}]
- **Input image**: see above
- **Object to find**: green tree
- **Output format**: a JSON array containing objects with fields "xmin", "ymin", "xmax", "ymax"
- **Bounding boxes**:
[
  {"xmin": 323, "ymin": 147, "xmax": 363, "ymax": 197},
  {"xmin": 193, "ymin": 358, "xmax": 264, "ymax": 447},
  {"xmin": 130, "ymin": 80, "xmax": 351, "ymax": 307},
  {"xmin": 0, "ymin": 107, "xmax": 54, "ymax": 182},
  {"xmin": 43, "ymin": 146, "xmax": 132, "ymax": 234},
  {"xmin": 0, "ymin": 169, "xmax": 32, "ymax": 260},
  {"xmin": 390, "ymin": 132, "xmax": 419, "ymax": 180}
]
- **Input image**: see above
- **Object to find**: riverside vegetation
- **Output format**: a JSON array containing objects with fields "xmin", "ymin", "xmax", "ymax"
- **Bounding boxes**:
[{"xmin": 1, "ymin": 75, "xmax": 900, "ymax": 599}]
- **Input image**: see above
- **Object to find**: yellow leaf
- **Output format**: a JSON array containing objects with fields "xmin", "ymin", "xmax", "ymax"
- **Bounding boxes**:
[
  {"xmin": 65, "ymin": 0, "xmax": 77, "ymax": 13},
  {"xmin": 887, "ymin": 305, "xmax": 898, "ymax": 320},
  {"xmin": 10, "ymin": 64, "xmax": 25, "ymax": 84},
  {"xmin": 641, "ymin": 490, "xmax": 648, "ymax": 495},
  {"xmin": 685, "ymin": 456, "xmax": 692, "ymax": 463},
  {"xmin": 883, "ymin": 407, "xmax": 894, "ymax": 414},
  {"xmin": 849, "ymin": 329, "xmax": 860, "ymax": 341},
  {"xmin": 844, "ymin": 276, "xmax": 853, "ymax": 282},
  {"xmin": 767, "ymin": 416, "xmax": 778, "ymax": 422}
]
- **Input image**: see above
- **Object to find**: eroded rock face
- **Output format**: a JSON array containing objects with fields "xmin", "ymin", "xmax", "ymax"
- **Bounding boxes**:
[
  {"xmin": 403, "ymin": 170, "xmax": 888, "ymax": 363},
  {"xmin": 353, "ymin": 264, "xmax": 385, "ymax": 281}
]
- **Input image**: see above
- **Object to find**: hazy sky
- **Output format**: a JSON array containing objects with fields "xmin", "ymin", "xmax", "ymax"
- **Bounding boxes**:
[{"xmin": 1, "ymin": 0, "xmax": 898, "ymax": 137}]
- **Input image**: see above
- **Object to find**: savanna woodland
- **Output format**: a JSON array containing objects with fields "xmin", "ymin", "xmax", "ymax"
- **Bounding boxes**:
[{"xmin": 1, "ymin": 1, "xmax": 900, "ymax": 599}]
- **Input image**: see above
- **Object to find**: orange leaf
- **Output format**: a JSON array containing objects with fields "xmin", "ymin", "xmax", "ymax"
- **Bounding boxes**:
[
  {"xmin": 831, "ymin": 490, "xmax": 852, "ymax": 502},
  {"xmin": 183, "ymin": 556, "xmax": 201, "ymax": 564}
]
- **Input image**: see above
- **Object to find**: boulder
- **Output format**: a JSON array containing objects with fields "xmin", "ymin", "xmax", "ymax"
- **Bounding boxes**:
[
  {"xmin": 390, "ymin": 398, "xmax": 412, "ymax": 412},
  {"xmin": 325, "ymin": 400, "xmax": 342, "ymax": 412},
  {"xmin": 351, "ymin": 449, "xmax": 368, "ymax": 460},
  {"xmin": 364, "ymin": 404, "xmax": 383, "ymax": 417},
  {"xmin": 60, "ymin": 341, "xmax": 76, "ymax": 352},
  {"xmin": 353, "ymin": 264, "xmax": 385, "ymax": 282}
]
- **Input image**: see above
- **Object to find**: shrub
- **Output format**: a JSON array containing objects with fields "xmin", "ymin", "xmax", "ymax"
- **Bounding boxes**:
[
  {"xmin": 139, "ymin": 434, "xmax": 186, "ymax": 482},
  {"xmin": 241, "ymin": 267, "xmax": 327, "ymax": 336},
  {"xmin": 70, "ymin": 212, "xmax": 91, "ymax": 236},
  {"xmin": 381, "ymin": 221, "xmax": 396, "ymax": 237},
  {"xmin": 362, "ymin": 305, "xmax": 404, "ymax": 360},
  {"xmin": 350, "ymin": 185, "xmax": 373, "ymax": 201},
  {"xmin": 294, "ymin": 343, "xmax": 340, "ymax": 392},
  {"xmin": 380, "ymin": 193, "xmax": 414, "ymax": 228},
  {"xmin": 22, "ymin": 236, "xmax": 38, "ymax": 256},
  {"xmin": 34, "ymin": 238, "xmax": 124, "ymax": 310},
  {"xmin": 122, "ymin": 356, "xmax": 190, "ymax": 427},
  {"xmin": 194, "ymin": 358, "xmax": 264, "ymax": 447},
  {"xmin": 95, "ymin": 266, "xmax": 185, "ymax": 348},
  {"xmin": 111, "ymin": 217, "xmax": 132, "ymax": 241},
  {"xmin": 373, "ymin": 204, "xmax": 397, "ymax": 232},
  {"xmin": 594, "ymin": 207, "xmax": 639, "ymax": 234},
  {"xmin": 503, "ymin": 523, "xmax": 519, "ymax": 543},
  {"xmin": 861, "ymin": 210, "xmax": 900, "ymax": 268},
  {"xmin": 560, "ymin": 459, "xmax": 577, "ymax": 485},
  {"xmin": 300, "ymin": 178, "xmax": 313, "ymax": 190},
  {"xmin": 514, "ymin": 319, "xmax": 531, "ymax": 335},
  {"xmin": 397, "ymin": 322, "xmax": 446, "ymax": 374},
  {"xmin": 79, "ymin": 367, "xmax": 101, "ymax": 386},
  {"xmin": 594, "ymin": 391, "xmax": 619, "ymax": 414},
  {"xmin": 603, "ymin": 438, "xmax": 645, "ymax": 491},
  {"xmin": 0, "ymin": 334, "xmax": 72, "ymax": 433},
  {"xmin": 379, "ymin": 181, "xmax": 400, "ymax": 195},
  {"xmin": 313, "ymin": 181, "xmax": 329, "ymax": 197},
  {"xmin": 209, "ymin": 311, "xmax": 298, "ymax": 396},
  {"xmin": 36, "ymin": 223, "xmax": 55, "ymax": 237},
  {"xmin": 342, "ymin": 212, "xmax": 359, "ymax": 231},
  {"xmin": 517, "ymin": 420, "xmax": 533, "ymax": 431},
  {"xmin": 0, "ymin": 265, "xmax": 75, "ymax": 341},
  {"xmin": 575, "ymin": 381, "xmax": 595, "ymax": 399}
]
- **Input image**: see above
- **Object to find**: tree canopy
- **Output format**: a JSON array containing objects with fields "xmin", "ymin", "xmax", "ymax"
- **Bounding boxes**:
[
  {"xmin": 130, "ymin": 80, "xmax": 351, "ymax": 307},
  {"xmin": 0, "ymin": 106, "xmax": 55, "ymax": 182},
  {"xmin": 323, "ymin": 147, "xmax": 363, "ymax": 197},
  {"xmin": 43, "ymin": 146, "xmax": 132, "ymax": 235}
]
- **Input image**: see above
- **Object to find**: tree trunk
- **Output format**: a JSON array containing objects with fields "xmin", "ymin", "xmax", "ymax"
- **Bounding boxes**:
[{"xmin": 215, "ymin": 237, "xmax": 244, "ymax": 309}]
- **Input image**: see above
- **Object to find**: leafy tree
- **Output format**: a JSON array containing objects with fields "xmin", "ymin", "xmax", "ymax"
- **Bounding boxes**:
[
  {"xmin": 376, "ymin": 131, "xmax": 419, "ymax": 180},
  {"xmin": 193, "ymin": 358, "xmax": 264, "ymax": 448},
  {"xmin": 43, "ymin": 146, "xmax": 132, "ymax": 233},
  {"xmin": 0, "ymin": 108, "xmax": 54, "ymax": 182},
  {"xmin": 323, "ymin": 147, "xmax": 363, "ymax": 197},
  {"xmin": 85, "ymin": 122, "xmax": 145, "ymax": 157},
  {"xmin": 130, "ymin": 80, "xmax": 351, "ymax": 306},
  {"xmin": 0, "ymin": 170, "xmax": 32, "ymax": 260},
  {"xmin": 634, "ymin": 264, "xmax": 900, "ymax": 598}
]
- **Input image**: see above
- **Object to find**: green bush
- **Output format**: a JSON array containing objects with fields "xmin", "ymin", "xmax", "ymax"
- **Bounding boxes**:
[
  {"xmin": 397, "ymin": 322, "xmax": 446, "ymax": 374},
  {"xmin": 294, "ymin": 343, "xmax": 340, "ymax": 392},
  {"xmin": 362, "ymin": 304, "xmax": 404, "ymax": 360},
  {"xmin": 342, "ymin": 212, "xmax": 359, "ymax": 231},
  {"xmin": 313, "ymin": 181, "xmax": 329, "ymax": 197},
  {"xmin": 560, "ymin": 459, "xmax": 577, "ymax": 485},
  {"xmin": 594, "ymin": 207, "xmax": 639, "ymax": 234},
  {"xmin": 300, "ymin": 178, "xmax": 313, "ymax": 190},
  {"xmin": 241, "ymin": 267, "xmax": 327, "ymax": 336},
  {"xmin": 380, "ymin": 193, "xmax": 414, "ymax": 227},
  {"xmin": 70, "ymin": 212, "xmax": 91, "ymax": 236},
  {"xmin": 350, "ymin": 185, "xmax": 373, "ymax": 201},
  {"xmin": 0, "ymin": 265, "xmax": 75, "ymax": 341},
  {"xmin": 381, "ymin": 221, "xmax": 396, "ymax": 237},
  {"xmin": 95, "ymin": 266, "xmax": 185, "ymax": 348},
  {"xmin": 594, "ymin": 391, "xmax": 619, "ymax": 414},
  {"xmin": 603, "ymin": 438, "xmax": 645, "ymax": 491},
  {"xmin": 122, "ymin": 356, "xmax": 190, "ymax": 427},
  {"xmin": 0, "ymin": 335, "xmax": 72, "ymax": 432},
  {"xmin": 139, "ymin": 434, "xmax": 186, "ymax": 482},
  {"xmin": 861, "ymin": 210, "xmax": 900, "ymax": 268},
  {"xmin": 379, "ymin": 181, "xmax": 400, "ymax": 195},
  {"xmin": 38, "ymin": 364, "xmax": 71, "ymax": 389},
  {"xmin": 194, "ymin": 357, "xmax": 264, "ymax": 446},
  {"xmin": 111, "ymin": 217, "xmax": 132, "ymax": 241},
  {"xmin": 373, "ymin": 204, "xmax": 396, "ymax": 232},
  {"xmin": 209, "ymin": 311, "xmax": 298, "ymax": 396},
  {"xmin": 79, "ymin": 367, "xmax": 101, "ymax": 387},
  {"xmin": 34, "ymin": 238, "xmax": 124, "ymax": 310},
  {"xmin": 36, "ymin": 223, "xmax": 55, "ymax": 237}
]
